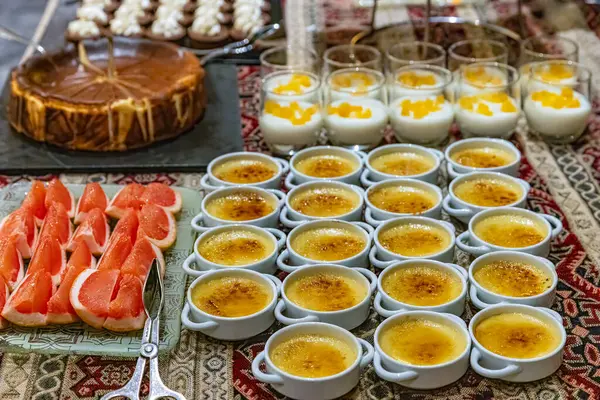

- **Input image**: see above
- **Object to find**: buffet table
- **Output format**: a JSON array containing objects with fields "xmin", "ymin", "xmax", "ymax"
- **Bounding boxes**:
[{"xmin": 0, "ymin": 0, "xmax": 599, "ymax": 399}]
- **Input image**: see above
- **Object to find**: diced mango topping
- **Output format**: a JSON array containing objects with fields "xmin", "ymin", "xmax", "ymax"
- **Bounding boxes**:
[
  {"xmin": 331, "ymin": 72, "xmax": 376, "ymax": 95},
  {"xmin": 399, "ymin": 96, "xmax": 445, "ymax": 119},
  {"xmin": 530, "ymin": 87, "xmax": 581, "ymax": 109},
  {"xmin": 327, "ymin": 102, "xmax": 373, "ymax": 119},
  {"xmin": 535, "ymin": 64, "xmax": 574, "ymax": 82},
  {"xmin": 458, "ymin": 92, "xmax": 517, "ymax": 116},
  {"xmin": 465, "ymin": 67, "xmax": 503, "ymax": 87},
  {"xmin": 397, "ymin": 71, "xmax": 437, "ymax": 87},
  {"xmin": 264, "ymin": 100, "xmax": 319, "ymax": 125},
  {"xmin": 273, "ymin": 74, "xmax": 312, "ymax": 94}
]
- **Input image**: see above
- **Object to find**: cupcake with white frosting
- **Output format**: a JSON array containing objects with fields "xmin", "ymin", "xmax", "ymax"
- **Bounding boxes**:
[
  {"xmin": 65, "ymin": 19, "xmax": 104, "ymax": 42},
  {"xmin": 145, "ymin": 16, "xmax": 186, "ymax": 42}
]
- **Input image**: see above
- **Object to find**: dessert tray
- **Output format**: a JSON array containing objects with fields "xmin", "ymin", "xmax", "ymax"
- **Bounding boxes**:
[
  {"xmin": 68, "ymin": 0, "xmax": 283, "ymax": 55},
  {"xmin": 0, "ymin": 182, "xmax": 200, "ymax": 356}
]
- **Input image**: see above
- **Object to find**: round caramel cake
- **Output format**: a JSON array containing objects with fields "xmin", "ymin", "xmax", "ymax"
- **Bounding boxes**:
[{"xmin": 8, "ymin": 37, "xmax": 206, "ymax": 151}]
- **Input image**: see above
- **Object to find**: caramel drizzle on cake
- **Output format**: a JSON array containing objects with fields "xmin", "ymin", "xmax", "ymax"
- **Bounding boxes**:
[{"xmin": 9, "ymin": 37, "xmax": 205, "ymax": 151}]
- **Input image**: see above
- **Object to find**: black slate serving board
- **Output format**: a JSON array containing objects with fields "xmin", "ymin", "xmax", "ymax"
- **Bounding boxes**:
[{"xmin": 0, "ymin": 63, "xmax": 243, "ymax": 174}]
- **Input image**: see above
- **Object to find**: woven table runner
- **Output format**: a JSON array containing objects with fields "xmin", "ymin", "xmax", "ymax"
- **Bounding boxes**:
[{"xmin": 0, "ymin": 0, "xmax": 600, "ymax": 398}]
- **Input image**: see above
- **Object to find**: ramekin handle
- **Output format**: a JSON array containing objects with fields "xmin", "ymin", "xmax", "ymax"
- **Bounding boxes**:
[
  {"xmin": 274, "ymin": 300, "xmax": 319, "ymax": 325},
  {"xmin": 374, "ymin": 292, "xmax": 402, "ymax": 318},
  {"xmin": 542, "ymin": 214, "xmax": 563, "ymax": 240},
  {"xmin": 200, "ymin": 175, "xmax": 221, "ymax": 192},
  {"xmin": 360, "ymin": 169, "xmax": 377, "ymax": 187},
  {"xmin": 469, "ymin": 285, "xmax": 494, "ymax": 309},
  {"xmin": 355, "ymin": 220, "xmax": 375, "ymax": 241},
  {"xmin": 538, "ymin": 307, "xmax": 563, "ymax": 324},
  {"xmin": 517, "ymin": 178, "xmax": 531, "ymax": 193},
  {"xmin": 456, "ymin": 232, "xmax": 490, "ymax": 256},
  {"xmin": 357, "ymin": 338, "xmax": 374, "ymax": 369},
  {"xmin": 430, "ymin": 149, "xmax": 445, "ymax": 162},
  {"xmin": 277, "ymin": 250, "xmax": 303, "ymax": 273},
  {"xmin": 470, "ymin": 347, "xmax": 521, "ymax": 379},
  {"xmin": 264, "ymin": 275, "xmax": 282, "ymax": 294},
  {"xmin": 266, "ymin": 228, "xmax": 286, "ymax": 250},
  {"xmin": 447, "ymin": 163, "xmax": 461, "ymax": 180},
  {"xmin": 364, "ymin": 208, "xmax": 385, "ymax": 227},
  {"xmin": 181, "ymin": 303, "xmax": 219, "ymax": 331},
  {"xmin": 252, "ymin": 351, "xmax": 284, "ymax": 385},
  {"xmin": 369, "ymin": 246, "xmax": 394, "ymax": 269},
  {"xmin": 355, "ymin": 267, "xmax": 377, "ymax": 292},
  {"xmin": 448, "ymin": 263, "xmax": 468, "ymax": 279},
  {"xmin": 442, "ymin": 195, "xmax": 472, "ymax": 218},
  {"xmin": 373, "ymin": 352, "xmax": 419, "ymax": 383},
  {"xmin": 191, "ymin": 213, "xmax": 209, "ymax": 233},
  {"xmin": 279, "ymin": 207, "xmax": 303, "ymax": 228},
  {"xmin": 274, "ymin": 157, "xmax": 290, "ymax": 174},
  {"xmin": 182, "ymin": 254, "xmax": 206, "ymax": 277},
  {"xmin": 443, "ymin": 313, "xmax": 468, "ymax": 329},
  {"xmin": 269, "ymin": 189, "xmax": 286, "ymax": 208},
  {"xmin": 284, "ymin": 173, "xmax": 297, "ymax": 190}
]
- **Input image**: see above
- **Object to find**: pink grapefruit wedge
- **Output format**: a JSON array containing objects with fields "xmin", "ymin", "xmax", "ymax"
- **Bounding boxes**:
[
  {"xmin": 27, "ymin": 234, "xmax": 67, "ymax": 287},
  {"xmin": 47, "ymin": 243, "xmax": 96, "ymax": 324},
  {"xmin": 0, "ymin": 207, "xmax": 38, "ymax": 258},
  {"xmin": 39, "ymin": 203, "xmax": 72, "ymax": 249},
  {"xmin": 0, "ymin": 238, "xmax": 24, "ymax": 292},
  {"xmin": 140, "ymin": 183, "xmax": 182, "ymax": 214},
  {"xmin": 45, "ymin": 179, "xmax": 75, "ymax": 219},
  {"xmin": 111, "ymin": 209, "xmax": 139, "ymax": 245},
  {"xmin": 138, "ymin": 204, "xmax": 177, "ymax": 250},
  {"xmin": 105, "ymin": 183, "xmax": 145, "ymax": 219},
  {"xmin": 67, "ymin": 208, "xmax": 110, "ymax": 256},
  {"xmin": 74, "ymin": 183, "xmax": 109, "ymax": 225},
  {"xmin": 104, "ymin": 274, "xmax": 146, "ymax": 332},
  {"xmin": 97, "ymin": 232, "xmax": 133, "ymax": 271},
  {"xmin": 121, "ymin": 236, "xmax": 165, "ymax": 279},
  {"xmin": 2, "ymin": 270, "xmax": 54, "ymax": 327},
  {"xmin": 22, "ymin": 181, "xmax": 47, "ymax": 226},
  {"xmin": 70, "ymin": 268, "xmax": 120, "ymax": 329}
]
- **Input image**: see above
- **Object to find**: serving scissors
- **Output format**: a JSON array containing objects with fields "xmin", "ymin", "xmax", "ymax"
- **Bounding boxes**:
[{"xmin": 101, "ymin": 260, "xmax": 185, "ymax": 400}]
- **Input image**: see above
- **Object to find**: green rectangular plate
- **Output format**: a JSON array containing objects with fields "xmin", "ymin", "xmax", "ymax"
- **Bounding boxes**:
[{"xmin": 0, "ymin": 182, "xmax": 200, "ymax": 356}]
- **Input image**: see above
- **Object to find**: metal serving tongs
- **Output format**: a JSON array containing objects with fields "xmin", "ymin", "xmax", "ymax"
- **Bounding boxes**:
[
  {"xmin": 101, "ymin": 260, "xmax": 185, "ymax": 400},
  {"xmin": 199, "ymin": 21, "xmax": 282, "ymax": 66},
  {"xmin": 0, "ymin": 24, "xmax": 46, "ymax": 54}
]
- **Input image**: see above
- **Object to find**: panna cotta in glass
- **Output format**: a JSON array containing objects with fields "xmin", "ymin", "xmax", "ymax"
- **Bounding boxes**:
[
  {"xmin": 260, "ymin": 71, "xmax": 323, "ymax": 156},
  {"xmin": 389, "ymin": 65, "xmax": 454, "ymax": 145},
  {"xmin": 390, "ymin": 95, "xmax": 454, "ymax": 146},
  {"xmin": 523, "ymin": 61, "xmax": 591, "ymax": 144},
  {"xmin": 325, "ymin": 68, "xmax": 388, "ymax": 149},
  {"xmin": 455, "ymin": 63, "xmax": 520, "ymax": 139}
]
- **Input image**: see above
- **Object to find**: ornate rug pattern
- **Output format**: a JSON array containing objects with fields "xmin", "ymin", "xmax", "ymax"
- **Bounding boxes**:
[{"xmin": 1, "ymin": 0, "xmax": 600, "ymax": 399}]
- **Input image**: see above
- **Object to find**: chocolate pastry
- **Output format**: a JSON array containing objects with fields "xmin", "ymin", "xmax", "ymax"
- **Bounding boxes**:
[
  {"xmin": 187, "ymin": 25, "xmax": 230, "ymax": 49},
  {"xmin": 65, "ymin": 20, "xmax": 107, "ymax": 43},
  {"xmin": 8, "ymin": 37, "xmax": 205, "ymax": 151},
  {"xmin": 145, "ymin": 18, "xmax": 187, "ymax": 43}
]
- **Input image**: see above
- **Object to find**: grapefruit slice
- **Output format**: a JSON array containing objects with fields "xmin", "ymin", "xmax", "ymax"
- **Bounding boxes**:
[
  {"xmin": 66, "ymin": 208, "xmax": 110, "ymax": 256},
  {"xmin": 0, "ymin": 277, "xmax": 8, "ymax": 329},
  {"xmin": 45, "ymin": 179, "xmax": 75, "ymax": 219},
  {"xmin": 2, "ymin": 270, "xmax": 54, "ymax": 327},
  {"xmin": 27, "ymin": 234, "xmax": 67, "ymax": 287},
  {"xmin": 0, "ymin": 207, "xmax": 38, "ymax": 258},
  {"xmin": 70, "ymin": 268, "xmax": 120, "ymax": 329},
  {"xmin": 121, "ymin": 237, "xmax": 165, "ymax": 279},
  {"xmin": 138, "ymin": 204, "xmax": 177, "ymax": 250},
  {"xmin": 74, "ymin": 183, "xmax": 109, "ymax": 224},
  {"xmin": 39, "ymin": 203, "xmax": 72, "ymax": 249},
  {"xmin": 104, "ymin": 274, "xmax": 146, "ymax": 331},
  {"xmin": 111, "ymin": 209, "xmax": 139, "ymax": 244},
  {"xmin": 106, "ymin": 183, "xmax": 146, "ymax": 219},
  {"xmin": 47, "ymin": 243, "xmax": 96, "ymax": 324},
  {"xmin": 22, "ymin": 181, "xmax": 47, "ymax": 226},
  {"xmin": 0, "ymin": 238, "xmax": 24, "ymax": 292},
  {"xmin": 140, "ymin": 183, "xmax": 182, "ymax": 214},
  {"xmin": 97, "ymin": 232, "xmax": 133, "ymax": 271}
]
